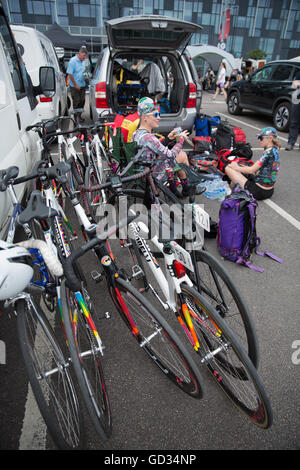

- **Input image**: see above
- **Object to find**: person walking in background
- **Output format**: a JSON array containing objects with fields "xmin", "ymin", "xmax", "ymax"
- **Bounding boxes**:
[
  {"xmin": 213, "ymin": 62, "xmax": 227, "ymax": 100},
  {"xmin": 67, "ymin": 46, "xmax": 88, "ymax": 123},
  {"xmin": 285, "ymin": 69, "xmax": 300, "ymax": 151},
  {"xmin": 225, "ymin": 127, "xmax": 280, "ymax": 201}
]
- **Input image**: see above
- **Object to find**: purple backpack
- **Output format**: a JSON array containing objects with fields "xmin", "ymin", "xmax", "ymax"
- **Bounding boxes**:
[{"xmin": 217, "ymin": 186, "xmax": 283, "ymax": 272}]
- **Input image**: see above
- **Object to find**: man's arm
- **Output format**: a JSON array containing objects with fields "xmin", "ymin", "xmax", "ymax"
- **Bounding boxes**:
[{"xmin": 68, "ymin": 74, "xmax": 80, "ymax": 90}]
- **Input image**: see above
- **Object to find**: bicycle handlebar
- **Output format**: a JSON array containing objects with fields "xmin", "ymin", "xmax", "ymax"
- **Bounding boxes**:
[
  {"xmin": 26, "ymin": 116, "xmax": 77, "ymax": 133},
  {"xmin": 84, "ymin": 166, "xmax": 150, "ymax": 193}
]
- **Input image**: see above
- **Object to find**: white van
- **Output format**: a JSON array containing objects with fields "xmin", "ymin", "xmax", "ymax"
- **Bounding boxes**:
[
  {"xmin": 11, "ymin": 25, "xmax": 68, "ymax": 121},
  {"xmin": 0, "ymin": 6, "xmax": 56, "ymax": 237}
]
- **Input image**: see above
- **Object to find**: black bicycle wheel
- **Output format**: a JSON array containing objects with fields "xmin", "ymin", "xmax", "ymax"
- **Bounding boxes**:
[
  {"xmin": 110, "ymin": 276, "xmax": 204, "ymax": 398},
  {"xmin": 60, "ymin": 279, "xmax": 112, "ymax": 440},
  {"xmin": 16, "ymin": 297, "xmax": 84, "ymax": 449},
  {"xmin": 178, "ymin": 285, "xmax": 273, "ymax": 429},
  {"xmin": 84, "ymin": 164, "xmax": 103, "ymax": 221},
  {"xmin": 192, "ymin": 249, "xmax": 259, "ymax": 368}
]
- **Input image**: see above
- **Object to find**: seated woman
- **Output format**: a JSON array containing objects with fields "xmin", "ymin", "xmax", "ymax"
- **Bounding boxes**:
[
  {"xmin": 133, "ymin": 97, "xmax": 191, "ymax": 197},
  {"xmin": 225, "ymin": 127, "xmax": 280, "ymax": 200}
]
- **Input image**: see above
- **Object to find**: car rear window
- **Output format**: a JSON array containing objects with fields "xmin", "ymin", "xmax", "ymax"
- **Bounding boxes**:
[{"xmin": 112, "ymin": 29, "xmax": 187, "ymax": 48}]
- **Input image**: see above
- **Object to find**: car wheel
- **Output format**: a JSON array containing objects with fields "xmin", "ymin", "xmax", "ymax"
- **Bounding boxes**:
[
  {"xmin": 228, "ymin": 92, "xmax": 243, "ymax": 115},
  {"xmin": 273, "ymin": 102, "xmax": 290, "ymax": 132}
]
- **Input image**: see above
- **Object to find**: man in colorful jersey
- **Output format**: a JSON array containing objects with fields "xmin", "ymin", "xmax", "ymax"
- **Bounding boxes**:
[{"xmin": 133, "ymin": 97, "xmax": 191, "ymax": 197}]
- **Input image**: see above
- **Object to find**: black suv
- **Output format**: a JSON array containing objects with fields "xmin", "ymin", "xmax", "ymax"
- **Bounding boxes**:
[{"xmin": 227, "ymin": 60, "xmax": 300, "ymax": 132}]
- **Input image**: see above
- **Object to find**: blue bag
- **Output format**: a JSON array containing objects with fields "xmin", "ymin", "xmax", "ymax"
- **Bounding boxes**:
[
  {"xmin": 194, "ymin": 114, "xmax": 221, "ymax": 137},
  {"xmin": 194, "ymin": 115, "xmax": 210, "ymax": 137}
]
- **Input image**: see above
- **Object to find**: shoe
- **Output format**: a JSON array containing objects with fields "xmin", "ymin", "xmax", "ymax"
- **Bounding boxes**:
[
  {"xmin": 169, "ymin": 186, "xmax": 182, "ymax": 199},
  {"xmin": 285, "ymin": 144, "xmax": 294, "ymax": 151},
  {"xmin": 181, "ymin": 184, "xmax": 192, "ymax": 198}
]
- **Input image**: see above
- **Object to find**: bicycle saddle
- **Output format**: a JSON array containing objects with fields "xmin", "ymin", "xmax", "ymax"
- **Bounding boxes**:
[
  {"xmin": 0, "ymin": 166, "xmax": 19, "ymax": 192},
  {"xmin": 18, "ymin": 191, "xmax": 58, "ymax": 225},
  {"xmin": 45, "ymin": 161, "xmax": 71, "ymax": 184}
]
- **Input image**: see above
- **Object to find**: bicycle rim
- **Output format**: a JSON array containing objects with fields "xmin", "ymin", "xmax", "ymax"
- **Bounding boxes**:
[
  {"xmin": 17, "ymin": 298, "xmax": 83, "ymax": 449},
  {"xmin": 179, "ymin": 285, "xmax": 273, "ymax": 428},
  {"xmin": 111, "ymin": 276, "xmax": 203, "ymax": 398},
  {"xmin": 193, "ymin": 249, "xmax": 259, "ymax": 368},
  {"xmin": 60, "ymin": 279, "xmax": 112, "ymax": 440}
]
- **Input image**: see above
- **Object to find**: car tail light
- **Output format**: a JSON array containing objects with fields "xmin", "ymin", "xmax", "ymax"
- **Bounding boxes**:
[
  {"xmin": 40, "ymin": 95, "xmax": 52, "ymax": 102},
  {"xmin": 186, "ymin": 83, "xmax": 196, "ymax": 108},
  {"xmin": 173, "ymin": 261, "xmax": 186, "ymax": 278},
  {"xmin": 95, "ymin": 82, "xmax": 108, "ymax": 108}
]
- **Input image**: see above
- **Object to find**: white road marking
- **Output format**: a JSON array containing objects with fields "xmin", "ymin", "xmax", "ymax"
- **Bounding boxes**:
[{"xmin": 263, "ymin": 199, "xmax": 300, "ymax": 231}]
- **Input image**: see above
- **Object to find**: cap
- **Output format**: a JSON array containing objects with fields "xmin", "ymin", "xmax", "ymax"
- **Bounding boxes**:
[
  {"xmin": 257, "ymin": 127, "xmax": 278, "ymax": 138},
  {"xmin": 137, "ymin": 97, "xmax": 158, "ymax": 116}
]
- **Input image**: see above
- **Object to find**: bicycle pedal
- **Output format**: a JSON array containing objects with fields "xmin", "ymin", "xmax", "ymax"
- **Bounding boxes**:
[
  {"xmin": 120, "ymin": 241, "xmax": 132, "ymax": 248},
  {"xmin": 131, "ymin": 265, "xmax": 144, "ymax": 280},
  {"xmin": 98, "ymin": 311, "xmax": 111, "ymax": 320},
  {"xmin": 90, "ymin": 270, "xmax": 103, "ymax": 283}
]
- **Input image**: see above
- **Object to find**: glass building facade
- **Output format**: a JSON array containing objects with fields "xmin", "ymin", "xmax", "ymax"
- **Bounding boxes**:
[{"xmin": 3, "ymin": 0, "xmax": 300, "ymax": 60}]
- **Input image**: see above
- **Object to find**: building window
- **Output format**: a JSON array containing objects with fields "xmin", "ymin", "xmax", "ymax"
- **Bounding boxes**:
[{"xmin": 9, "ymin": 0, "xmax": 21, "ymax": 12}]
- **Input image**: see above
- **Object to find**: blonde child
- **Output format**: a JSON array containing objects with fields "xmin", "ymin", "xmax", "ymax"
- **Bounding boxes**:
[{"xmin": 225, "ymin": 127, "xmax": 280, "ymax": 200}]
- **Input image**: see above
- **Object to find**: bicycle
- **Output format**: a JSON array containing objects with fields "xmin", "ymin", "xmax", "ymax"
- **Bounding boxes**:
[
  {"xmin": 0, "ymin": 238, "xmax": 84, "ymax": 450},
  {"xmin": 84, "ymin": 163, "xmax": 273, "ymax": 428},
  {"xmin": 18, "ymin": 159, "xmax": 206, "ymax": 439},
  {"xmin": 91, "ymin": 153, "xmax": 259, "ymax": 369},
  {"xmin": 1, "ymin": 161, "xmax": 112, "ymax": 442},
  {"xmin": 75, "ymin": 121, "xmax": 112, "ymax": 220},
  {"xmin": 52, "ymin": 158, "xmax": 204, "ymax": 401}
]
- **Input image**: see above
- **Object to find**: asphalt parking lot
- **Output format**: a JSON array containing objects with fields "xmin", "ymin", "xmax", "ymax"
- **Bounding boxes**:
[{"xmin": 0, "ymin": 90, "xmax": 299, "ymax": 451}]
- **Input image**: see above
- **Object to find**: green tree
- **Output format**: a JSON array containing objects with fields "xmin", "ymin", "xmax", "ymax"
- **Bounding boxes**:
[{"xmin": 246, "ymin": 49, "xmax": 267, "ymax": 60}]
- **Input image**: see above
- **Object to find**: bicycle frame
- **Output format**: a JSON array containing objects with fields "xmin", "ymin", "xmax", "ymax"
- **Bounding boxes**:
[
  {"xmin": 127, "ymin": 218, "xmax": 203, "ymax": 351},
  {"xmin": 37, "ymin": 176, "xmax": 105, "ymax": 356},
  {"xmin": 5, "ymin": 185, "xmax": 33, "ymax": 243}
]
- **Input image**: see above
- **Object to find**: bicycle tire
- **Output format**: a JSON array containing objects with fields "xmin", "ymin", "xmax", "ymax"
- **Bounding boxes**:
[
  {"xmin": 16, "ymin": 297, "xmax": 84, "ymax": 449},
  {"xmin": 178, "ymin": 285, "xmax": 273, "ymax": 429},
  {"xmin": 60, "ymin": 279, "xmax": 112, "ymax": 440},
  {"xmin": 84, "ymin": 164, "xmax": 103, "ymax": 221},
  {"xmin": 192, "ymin": 249, "xmax": 259, "ymax": 368},
  {"xmin": 110, "ymin": 276, "xmax": 204, "ymax": 398},
  {"xmin": 70, "ymin": 157, "xmax": 84, "ymax": 185}
]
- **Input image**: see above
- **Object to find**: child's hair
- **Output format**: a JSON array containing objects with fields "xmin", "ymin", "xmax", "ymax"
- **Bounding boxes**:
[{"xmin": 271, "ymin": 137, "xmax": 281, "ymax": 149}]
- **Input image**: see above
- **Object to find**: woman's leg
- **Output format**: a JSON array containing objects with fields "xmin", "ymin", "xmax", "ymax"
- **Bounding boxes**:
[
  {"xmin": 176, "ymin": 150, "xmax": 189, "ymax": 179},
  {"xmin": 213, "ymin": 85, "xmax": 220, "ymax": 100},
  {"xmin": 225, "ymin": 164, "xmax": 247, "ymax": 188}
]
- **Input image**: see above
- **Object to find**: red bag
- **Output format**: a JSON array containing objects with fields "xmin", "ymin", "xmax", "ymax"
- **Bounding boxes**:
[
  {"xmin": 217, "ymin": 149, "xmax": 254, "ymax": 172},
  {"xmin": 193, "ymin": 136, "xmax": 213, "ymax": 153},
  {"xmin": 233, "ymin": 127, "xmax": 246, "ymax": 146}
]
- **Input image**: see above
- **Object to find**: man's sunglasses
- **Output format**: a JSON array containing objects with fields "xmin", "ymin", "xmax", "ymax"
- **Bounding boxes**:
[{"xmin": 258, "ymin": 135, "xmax": 265, "ymax": 141}]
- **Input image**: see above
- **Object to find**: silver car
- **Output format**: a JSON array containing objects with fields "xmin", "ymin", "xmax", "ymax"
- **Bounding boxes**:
[{"xmin": 90, "ymin": 15, "xmax": 202, "ymax": 133}]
